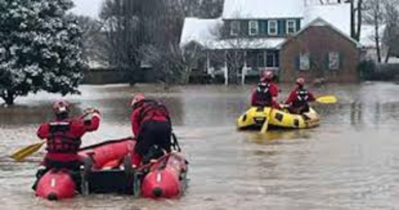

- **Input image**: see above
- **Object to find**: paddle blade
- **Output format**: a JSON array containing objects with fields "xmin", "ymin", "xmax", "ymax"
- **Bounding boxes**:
[
  {"xmin": 260, "ymin": 118, "xmax": 269, "ymax": 133},
  {"xmin": 316, "ymin": 95, "xmax": 337, "ymax": 104},
  {"xmin": 260, "ymin": 109, "xmax": 271, "ymax": 133},
  {"xmin": 10, "ymin": 142, "xmax": 45, "ymax": 162}
]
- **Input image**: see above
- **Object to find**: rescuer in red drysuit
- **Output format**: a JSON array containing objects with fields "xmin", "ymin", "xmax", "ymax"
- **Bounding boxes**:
[
  {"xmin": 285, "ymin": 77, "xmax": 316, "ymax": 114},
  {"xmin": 130, "ymin": 94, "xmax": 172, "ymax": 167},
  {"xmin": 251, "ymin": 70, "xmax": 281, "ymax": 109},
  {"xmin": 33, "ymin": 101, "xmax": 101, "ymax": 189}
]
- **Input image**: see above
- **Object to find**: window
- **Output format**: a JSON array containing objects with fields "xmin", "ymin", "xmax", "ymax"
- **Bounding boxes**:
[
  {"xmin": 268, "ymin": 20, "xmax": 278, "ymax": 35},
  {"xmin": 257, "ymin": 53, "xmax": 265, "ymax": 67},
  {"xmin": 249, "ymin": 20, "xmax": 259, "ymax": 36},
  {"xmin": 329, "ymin": 52, "xmax": 340, "ymax": 70},
  {"xmin": 230, "ymin": 21, "xmax": 240, "ymax": 36},
  {"xmin": 286, "ymin": 20, "xmax": 296, "ymax": 34},
  {"xmin": 266, "ymin": 51, "xmax": 278, "ymax": 67},
  {"xmin": 299, "ymin": 53, "xmax": 310, "ymax": 70}
]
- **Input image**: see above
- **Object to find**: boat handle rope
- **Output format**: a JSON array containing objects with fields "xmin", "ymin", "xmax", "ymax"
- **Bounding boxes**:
[{"xmin": 171, "ymin": 132, "xmax": 181, "ymax": 152}]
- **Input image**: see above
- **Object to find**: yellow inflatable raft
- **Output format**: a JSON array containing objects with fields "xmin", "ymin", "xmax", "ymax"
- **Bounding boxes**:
[{"xmin": 237, "ymin": 106, "xmax": 320, "ymax": 130}]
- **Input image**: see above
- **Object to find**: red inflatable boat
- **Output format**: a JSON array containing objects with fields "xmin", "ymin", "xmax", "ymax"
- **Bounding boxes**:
[
  {"xmin": 34, "ymin": 137, "xmax": 188, "ymax": 200},
  {"xmin": 141, "ymin": 152, "xmax": 188, "ymax": 198}
]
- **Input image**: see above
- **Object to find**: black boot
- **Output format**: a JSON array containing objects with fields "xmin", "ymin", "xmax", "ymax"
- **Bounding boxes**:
[{"xmin": 32, "ymin": 167, "xmax": 48, "ymax": 190}]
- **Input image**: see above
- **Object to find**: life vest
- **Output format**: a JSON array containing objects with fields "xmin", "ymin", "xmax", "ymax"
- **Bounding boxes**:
[
  {"xmin": 46, "ymin": 121, "xmax": 81, "ymax": 154},
  {"xmin": 292, "ymin": 88, "xmax": 309, "ymax": 108},
  {"xmin": 254, "ymin": 82, "xmax": 272, "ymax": 106},
  {"xmin": 133, "ymin": 99, "xmax": 171, "ymax": 125}
]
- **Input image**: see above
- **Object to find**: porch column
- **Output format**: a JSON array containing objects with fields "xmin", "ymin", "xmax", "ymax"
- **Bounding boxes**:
[
  {"xmin": 224, "ymin": 50, "xmax": 228, "ymax": 85},
  {"xmin": 242, "ymin": 51, "xmax": 247, "ymax": 85}
]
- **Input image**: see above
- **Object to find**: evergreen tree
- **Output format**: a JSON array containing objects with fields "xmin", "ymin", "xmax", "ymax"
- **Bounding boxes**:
[{"xmin": 0, "ymin": 0, "xmax": 86, "ymax": 105}]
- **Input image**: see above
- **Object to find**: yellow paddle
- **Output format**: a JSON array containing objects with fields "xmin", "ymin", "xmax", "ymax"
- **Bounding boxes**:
[
  {"xmin": 260, "ymin": 108, "xmax": 271, "ymax": 133},
  {"xmin": 10, "ymin": 141, "xmax": 45, "ymax": 162},
  {"xmin": 316, "ymin": 95, "xmax": 337, "ymax": 104}
]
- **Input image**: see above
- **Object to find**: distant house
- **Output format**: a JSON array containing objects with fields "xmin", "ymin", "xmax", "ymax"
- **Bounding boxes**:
[{"xmin": 180, "ymin": 0, "xmax": 363, "ymax": 83}]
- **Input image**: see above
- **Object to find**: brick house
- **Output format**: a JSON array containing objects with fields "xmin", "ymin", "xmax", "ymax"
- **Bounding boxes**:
[
  {"xmin": 180, "ymin": 0, "xmax": 362, "ymax": 84},
  {"xmin": 280, "ymin": 18, "xmax": 360, "ymax": 83}
]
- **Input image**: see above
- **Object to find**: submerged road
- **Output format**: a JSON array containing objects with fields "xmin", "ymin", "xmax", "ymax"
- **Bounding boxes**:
[{"xmin": 1, "ymin": 82, "xmax": 399, "ymax": 210}]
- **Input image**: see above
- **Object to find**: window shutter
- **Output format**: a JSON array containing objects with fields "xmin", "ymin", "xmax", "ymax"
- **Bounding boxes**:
[
  {"xmin": 325, "ymin": 53, "xmax": 329, "ymax": 71},
  {"xmin": 295, "ymin": 56, "xmax": 299, "ymax": 71},
  {"xmin": 339, "ymin": 52, "xmax": 343, "ymax": 71},
  {"xmin": 278, "ymin": 20, "xmax": 285, "ymax": 36},
  {"xmin": 242, "ymin": 21, "xmax": 248, "ymax": 36}
]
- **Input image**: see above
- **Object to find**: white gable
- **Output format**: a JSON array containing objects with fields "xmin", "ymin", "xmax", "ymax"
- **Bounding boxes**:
[
  {"xmin": 303, "ymin": 4, "xmax": 351, "ymax": 36},
  {"xmin": 279, "ymin": 18, "xmax": 360, "ymax": 48},
  {"xmin": 222, "ymin": 0, "xmax": 305, "ymax": 19}
]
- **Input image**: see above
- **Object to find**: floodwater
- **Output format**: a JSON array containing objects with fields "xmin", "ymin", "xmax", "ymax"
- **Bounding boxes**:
[{"xmin": 1, "ymin": 82, "xmax": 399, "ymax": 210}]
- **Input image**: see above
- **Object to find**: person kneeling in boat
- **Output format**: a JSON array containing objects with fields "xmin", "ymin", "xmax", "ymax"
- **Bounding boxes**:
[
  {"xmin": 251, "ymin": 70, "xmax": 281, "ymax": 109},
  {"xmin": 33, "ymin": 101, "xmax": 101, "ymax": 189},
  {"xmin": 130, "ymin": 94, "xmax": 172, "ymax": 167},
  {"xmin": 285, "ymin": 77, "xmax": 316, "ymax": 114}
]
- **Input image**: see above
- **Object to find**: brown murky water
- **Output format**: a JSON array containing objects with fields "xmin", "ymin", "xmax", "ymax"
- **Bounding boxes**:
[{"xmin": 1, "ymin": 82, "xmax": 399, "ymax": 210}]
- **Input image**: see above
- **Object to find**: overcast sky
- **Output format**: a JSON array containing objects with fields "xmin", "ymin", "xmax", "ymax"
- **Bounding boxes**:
[{"xmin": 71, "ymin": 0, "xmax": 103, "ymax": 18}]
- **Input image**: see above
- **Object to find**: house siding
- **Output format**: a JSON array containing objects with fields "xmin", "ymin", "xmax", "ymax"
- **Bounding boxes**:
[{"xmin": 280, "ymin": 26, "xmax": 360, "ymax": 83}]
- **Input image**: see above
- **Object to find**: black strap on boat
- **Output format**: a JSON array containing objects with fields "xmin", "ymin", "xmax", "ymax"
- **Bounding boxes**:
[{"xmin": 171, "ymin": 132, "xmax": 181, "ymax": 152}]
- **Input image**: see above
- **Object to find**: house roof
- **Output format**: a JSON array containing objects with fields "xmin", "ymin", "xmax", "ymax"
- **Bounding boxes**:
[
  {"xmin": 279, "ymin": 18, "xmax": 361, "ymax": 48},
  {"xmin": 180, "ymin": 17, "xmax": 285, "ymax": 50},
  {"xmin": 303, "ymin": 4, "xmax": 351, "ymax": 36},
  {"xmin": 210, "ymin": 38, "xmax": 286, "ymax": 50},
  {"xmin": 222, "ymin": 0, "xmax": 305, "ymax": 19},
  {"xmin": 180, "ymin": 17, "xmax": 222, "ymax": 48}
]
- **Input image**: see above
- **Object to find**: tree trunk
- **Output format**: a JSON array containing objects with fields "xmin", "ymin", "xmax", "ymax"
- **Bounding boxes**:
[
  {"xmin": 350, "ymin": 0, "xmax": 356, "ymax": 39},
  {"xmin": 355, "ymin": 0, "xmax": 363, "ymax": 41},
  {"xmin": 2, "ymin": 90, "xmax": 15, "ymax": 105},
  {"xmin": 385, "ymin": 47, "xmax": 391, "ymax": 63},
  {"xmin": 374, "ymin": 16, "xmax": 382, "ymax": 63}
]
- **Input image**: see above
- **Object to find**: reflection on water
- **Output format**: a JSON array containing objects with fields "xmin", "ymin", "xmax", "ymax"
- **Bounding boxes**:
[
  {"xmin": 245, "ymin": 130, "xmax": 313, "ymax": 144},
  {"xmin": 1, "ymin": 82, "xmax": 399, "ymax": 209}
]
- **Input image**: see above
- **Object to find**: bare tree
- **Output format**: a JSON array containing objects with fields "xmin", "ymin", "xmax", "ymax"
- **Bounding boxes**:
[
  {"xmin": 382, "ymin": 1, "xmax": 399, "ymax": 62},
  {"xmin": 347, "ymin": 0, "xmax": 364, "ymax": 41},
  {"xmin": 97, "ymin": 0, "xmax": 224, "ymax": 84},
  {"xmin": 206, "ymin": 16, "xmax": 265, "ymax": 85},
  {"xmin": 74, "ymin": 15, "xmax": 106, "ymax": 67},
  {"xmin": 99, "ymin": 0, "xmax": 141, "ymax": 77},
  {"xmin": 364, "ymin": 0, "xmax": 385, "ymax": 63},
  {"xmin": 198, "ymin": 0, "xmax": 224, "ymax": 18}
]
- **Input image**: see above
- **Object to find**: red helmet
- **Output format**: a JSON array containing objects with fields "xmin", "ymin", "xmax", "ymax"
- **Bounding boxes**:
[
  {"xmin": 296, "ymin": 77, "xmax": 305, "ymax": 86},
  {"xmin": 52, "ymin": 101, "xmax": 70, "ymax": 114},
  {"xmin": 130, "ymin": 93, "xmax": 145, "ymax": 107},
  {"xmin": 262, "ymin": 70, "xmax": 274, "ymax": 82}
]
